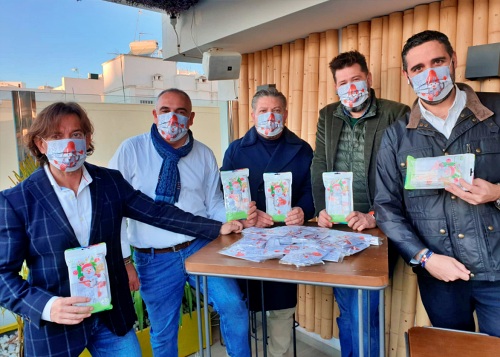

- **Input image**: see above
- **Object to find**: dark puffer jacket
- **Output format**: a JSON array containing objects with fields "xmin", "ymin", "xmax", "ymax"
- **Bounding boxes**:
[{"xmin": 375, "ymin": 84, "xmax": 500, "ymax": 281}]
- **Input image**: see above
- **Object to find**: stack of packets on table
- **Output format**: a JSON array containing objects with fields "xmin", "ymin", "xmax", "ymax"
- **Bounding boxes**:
[
  {"xmin": 322, "ymin": 172, "xmax": 353, "ymax": 224},
  {"xmin": 404, "ymin": 153, "xmax": 475, "ymax": 189},
  {"xmin": 264, "ymin": 172, "xmax": 292, "ymax": 222},
  {"xmin": 219, "ymin": 226, "xmax": 381, "ymax": 267},
  {"xmin": 221, "ymin": 168, "xmax": 252, "ymax": 220},
  {"xmin": 64, "ymin": 242, "xmax": 112, "ymax": 313}
]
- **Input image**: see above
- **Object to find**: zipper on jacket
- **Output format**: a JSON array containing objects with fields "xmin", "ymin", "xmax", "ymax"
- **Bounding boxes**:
[{"xmin": 466, "ymin": 143, "xmax": 471, "ymax": 153}]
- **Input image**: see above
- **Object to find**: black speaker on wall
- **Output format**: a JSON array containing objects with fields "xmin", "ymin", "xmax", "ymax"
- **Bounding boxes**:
[{"xmin": 465, "ymin": 43, "xmax": 500, "ymax": 80}]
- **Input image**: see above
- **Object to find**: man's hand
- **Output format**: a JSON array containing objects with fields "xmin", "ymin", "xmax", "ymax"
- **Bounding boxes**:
[
  {"xmin": 220, "ymin": 220, "xmax": 243, "ymax": 235},
  {"xmin": 445, "ymin": 178, "xmax": 500, "ymax": 205},
  {"xmin": 317, "ymin": 209, "xmax": 333, "ymax": 228},
  {"xmin": 255, "ymin": 209, "xmax": 274, "ymax": 228},
  {"xmin": 423, "ymin": 253, "xmax": 471, "ymax": 282},
  {"xmin": 285, "ymin": 207, "xmax": 304, "ymax": 226},
  {"xmin": 50, "ymin": 297, "xmax": 93, "ymax": 325},
  {"xmin": 346, "ymin": 211, "xmax": 376, "ymax": 231},
  {"xmin": 126, "ymin": 263, "xmax": 140, "ymax": 291},
  {"xmin": 242, "ymin": 201, "xmax": 257, "ymax": 228}
]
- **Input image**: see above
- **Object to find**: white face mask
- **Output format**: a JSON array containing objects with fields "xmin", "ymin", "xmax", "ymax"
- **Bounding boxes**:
[
  {"xmin": 256, "ymin": 112, "xmax": 284, "ymax": 138},
  {"xmin": 409, "ymin": 62, "xmax": 454, "ymax": 103},
  {"xmin": 43, "ymin": 138, "xmax": 87, "ymax": 172},
  {"xmin": 157, "ymin": 112, "xmax": 189, "ymax": 142},
  {"xmin": 337, "ymin": 80, "xmax": 370, "ymax": 112}
]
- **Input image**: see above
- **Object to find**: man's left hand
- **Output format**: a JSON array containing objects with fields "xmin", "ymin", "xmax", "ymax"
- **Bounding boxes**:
[
  {"xmin": 285, "ymin": 207, "xmax": 304, "ymax": 226},
  {"xmin": 445, "ymin": 178, "xmax": 500, "ymax": 205},
  {"xmin": 346, "ymin": 211, "xmax": 376, "ymax": 231}
]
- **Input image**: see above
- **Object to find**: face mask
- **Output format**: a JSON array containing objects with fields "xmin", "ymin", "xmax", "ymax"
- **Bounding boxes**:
[
  {"xmin": 409, "ymin": 62, "xmax": 454, "ymax": 103},
  {"xmin": 157, "ymin": 112, "xmax": 189, "ymax": 142},
  {"xmin": 256, "ymin": 112, "xmax": 284, "ymax": 138},
  {"xmin": 44, "ymin": 138, "xmax": 87, "ymax": 172},
  {"xmin": 337, "ymin": 80, "xmax": 370, "ymax": 112}
]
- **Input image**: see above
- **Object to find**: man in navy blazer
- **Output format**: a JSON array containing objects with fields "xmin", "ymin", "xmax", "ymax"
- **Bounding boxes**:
[
  {"xmin": 0, "ymin": 102, "xmax": 242, "ymax": 357},
  {"xmin": 221, "ymin": 87, "xmax": 315, "ymax": 357}
]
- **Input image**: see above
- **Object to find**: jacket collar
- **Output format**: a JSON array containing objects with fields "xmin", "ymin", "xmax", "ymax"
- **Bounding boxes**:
[{"xmin": 407, "ymin": 83, "xmax": 494, "ymax": 129}]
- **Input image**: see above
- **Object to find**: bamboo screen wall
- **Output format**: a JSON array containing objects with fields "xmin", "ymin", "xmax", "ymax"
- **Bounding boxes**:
[{"xmin": 234, "ymin": 1, "xmax": 499, "ymax": 356}]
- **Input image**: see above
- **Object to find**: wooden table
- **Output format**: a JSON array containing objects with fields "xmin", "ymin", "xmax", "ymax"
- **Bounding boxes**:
[
  {"xmin": 407, "ymin": 326, "xmax": 500, "ymax": 356},
  {"xmin": 185, "ymin": 226, "xmax": 389, "ymax": 357}
]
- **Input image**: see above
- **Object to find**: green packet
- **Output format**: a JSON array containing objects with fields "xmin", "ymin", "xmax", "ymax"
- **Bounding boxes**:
[
  {"xmin": 404, "ymin": 154, "xmax": 475, "ymax": 190},
  {"xmin": 323, "ymin": 172, "xmax": 353, "ymax": 224},
  {"xmin": 64, "ymin": 243, "xmax": 113, "ymax": 313},
  {"xmin": 264, "ymin": 172, "xmax": 292, "ymax": 222},
  {"xmin": 221, "ymin": 168, "xmax": 251, "ymax": 221}
]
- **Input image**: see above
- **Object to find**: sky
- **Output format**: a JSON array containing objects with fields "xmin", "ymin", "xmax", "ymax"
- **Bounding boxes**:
[{"xmin": 0, "ymin": 0, "xmax": 201, "ymax": 88}]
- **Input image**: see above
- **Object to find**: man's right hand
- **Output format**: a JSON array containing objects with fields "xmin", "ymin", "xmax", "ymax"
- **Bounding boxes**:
[
  {"xmin": 220, "ymin": 220, "xmax": 243, "ymax": 235},
  {"xmin": 50, "ymin": 297, "xmax": 93, "ymax": 325},
  {"xmin": 424, "ymin": 253, "xmax": 471, "ymax": 282},
  {"xmin": 126, "ymin": 263, "xmax": 140, "ymax": 291}
]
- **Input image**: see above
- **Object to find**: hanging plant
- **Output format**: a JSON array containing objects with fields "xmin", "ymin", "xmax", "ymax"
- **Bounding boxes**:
[{"xmin": 111, "ymin": 0, "xmax": 199, "ymax": 17}]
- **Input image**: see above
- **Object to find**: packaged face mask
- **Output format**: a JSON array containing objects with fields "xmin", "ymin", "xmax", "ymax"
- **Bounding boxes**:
[
  {"xmin": 404, "ymin": 154, "xmax": 475, "ymax": 190},
  {"xmin": 323, "ymin": 172, "xmax": 353, "ymax": 224},
  {"xmin": 64, "ymin": 243, "xmax": 112, "ymax": 313},
  {"xmin": 264, "ymin": 172, "xmax": 292, "ymax": 222},
  {"xmin": 221, "ymin": 168, "xmax": 252, "ymax": 221}
]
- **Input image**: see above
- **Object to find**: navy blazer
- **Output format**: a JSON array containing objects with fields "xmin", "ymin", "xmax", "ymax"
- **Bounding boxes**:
[{"xmin": 0, "ymin": 163, "xmax": 221, "ymax": 357}]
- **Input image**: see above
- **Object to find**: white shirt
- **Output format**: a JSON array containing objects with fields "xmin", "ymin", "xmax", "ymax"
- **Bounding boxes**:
[
  {"xmin": 419, "ymin": 85, "xmax": 467, "ymax": 139},
  {"xmin": 108, "ymin": 132, "xmax": 226, "ymax": 257},
  {"xmin": 42, "ymin": 164, "xmax": 93, "ymax": 321}
]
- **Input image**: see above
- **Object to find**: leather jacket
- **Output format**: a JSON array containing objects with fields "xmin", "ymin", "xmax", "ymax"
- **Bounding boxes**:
[{"xmin": 375, "ymin": 84, "xmax": 500, "ymax": 281}]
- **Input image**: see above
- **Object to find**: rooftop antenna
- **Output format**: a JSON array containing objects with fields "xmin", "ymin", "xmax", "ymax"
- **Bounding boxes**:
[
  {"xmin": 71, "ymin": 67, "xmax": 80, "ymax": 78},
  {"xmin": 134, "ymin": 9, "xmax": 143, "ymax": 42}
]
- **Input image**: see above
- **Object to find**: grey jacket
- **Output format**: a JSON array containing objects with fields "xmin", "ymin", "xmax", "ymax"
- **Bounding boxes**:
[
  {"xmin": 311, "ymin": 89, "xmax": 410, "ymax": 215},
  {"xmin": 375, "ymin": 84, "xmax": 500, "ymax": 281}
]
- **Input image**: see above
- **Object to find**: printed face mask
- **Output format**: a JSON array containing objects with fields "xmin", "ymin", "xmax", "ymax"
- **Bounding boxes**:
[
  {"xmin": 337, "ymin": 80, "xmax": 370, "ymax": 111},
  {"xmin": 44, "ymin": 138, "xmax": 87, "ymax": 172},
  {"xmin": 409, "ymin": 62, "xmax": 454, "ymax": 103},
  {"xmin": 157, "ymin": 112, "xmax": 189, "ymax": 142},
  {"xmin": 256, "ymin": 112, "xmax": 284, "ymax": 137}
]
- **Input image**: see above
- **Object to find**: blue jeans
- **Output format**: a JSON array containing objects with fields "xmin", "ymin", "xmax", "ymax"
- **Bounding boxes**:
[
  {"xmin": 134, "ymin": 238, "xmax": 250, "ymax": 357},
  {"xmin": 334, "ymin": 288, "xmax": 379, "ymax": 357},
  {"xmin": 417, "ymin": 274, "xmax": 500, "ymax": 337},
  {"xmin": 86, "ymin": 318, "xmax": 141, "ymax": 357}
]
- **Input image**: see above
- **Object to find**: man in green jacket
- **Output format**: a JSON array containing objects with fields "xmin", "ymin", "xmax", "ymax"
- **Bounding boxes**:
[{"xmin": 311, "ymin": 50, "xmax": 409, "ymax": 357}]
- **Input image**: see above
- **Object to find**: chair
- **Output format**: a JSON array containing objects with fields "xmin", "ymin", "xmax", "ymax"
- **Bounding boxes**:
[{"xmin": 406, "ymin": 326, "xmax": 500, "ymax": 357}]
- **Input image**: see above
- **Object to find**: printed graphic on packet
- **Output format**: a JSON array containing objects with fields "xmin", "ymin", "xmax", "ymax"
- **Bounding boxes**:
[
  {"xmin": 264, "ymin": 172, "xmax": 292, "ymax": 222},
  {"xmin": 404, "ymin": 154, "xmax": 475, "ymax": 190},
  {"xmin": 221, "ymin": 168, "xmax": 251, "ymax": 221},
  {"xmin": 323, "ymin": 172, "xmax": 353, "ymax": 224},
  {"xmin": 64, "ymin": 243, "xmax": 112, "ymax": 313}
]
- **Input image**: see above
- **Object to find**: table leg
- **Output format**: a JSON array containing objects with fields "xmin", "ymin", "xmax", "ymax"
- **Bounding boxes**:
[
  {"xmin": 261, "ymin": 281, "xmax": 267, "ymax": 357},
  {"xmin": 195, "ymin": 276, "xmax": 204, "ymax": 357},
  {"xmin": 358, "ymin": 289, "xmax": 364, "ymax": 357},
  {"xmin": 203, "ymin": 276, "xmax": 211, "ymax": 357},
  {"xmin": 379, "ymin": 289, "xmax": 385, "ymax": 357}
]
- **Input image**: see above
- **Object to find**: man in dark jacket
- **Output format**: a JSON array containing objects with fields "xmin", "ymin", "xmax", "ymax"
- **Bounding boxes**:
[
  {"xmin": 375, "ymin": 30, "xmax": 500, "ymax": 337},
  {"xmin": 311, "ymin": 51, "xmax": 409, "ymax": 357},
  {"xmin": 222, "ymin": 87, "xmax": 315, "ymax": 357}
]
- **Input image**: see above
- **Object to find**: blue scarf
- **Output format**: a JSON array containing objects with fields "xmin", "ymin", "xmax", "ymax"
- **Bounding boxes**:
[{"xmin": 150, "ymin": 124, "xmax": 194, "ymax": 204}]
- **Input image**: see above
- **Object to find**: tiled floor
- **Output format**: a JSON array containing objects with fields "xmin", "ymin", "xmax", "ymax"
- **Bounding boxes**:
[{"xmin": 187, "ymin": 312, "xmax": 340, "ymax": 357}]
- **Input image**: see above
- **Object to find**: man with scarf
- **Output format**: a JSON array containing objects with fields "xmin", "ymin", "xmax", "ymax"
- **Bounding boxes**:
[
  {"xmin": 109, "ymin": 88, "xmax": 255, "ymax": 356},
  {"xmin": 311, "ymin": 51, "xmax": 409, "ymax": 357},
  {"xmin": 375, "ymin": 30, "xmax": 500, "ymax": 338}
]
